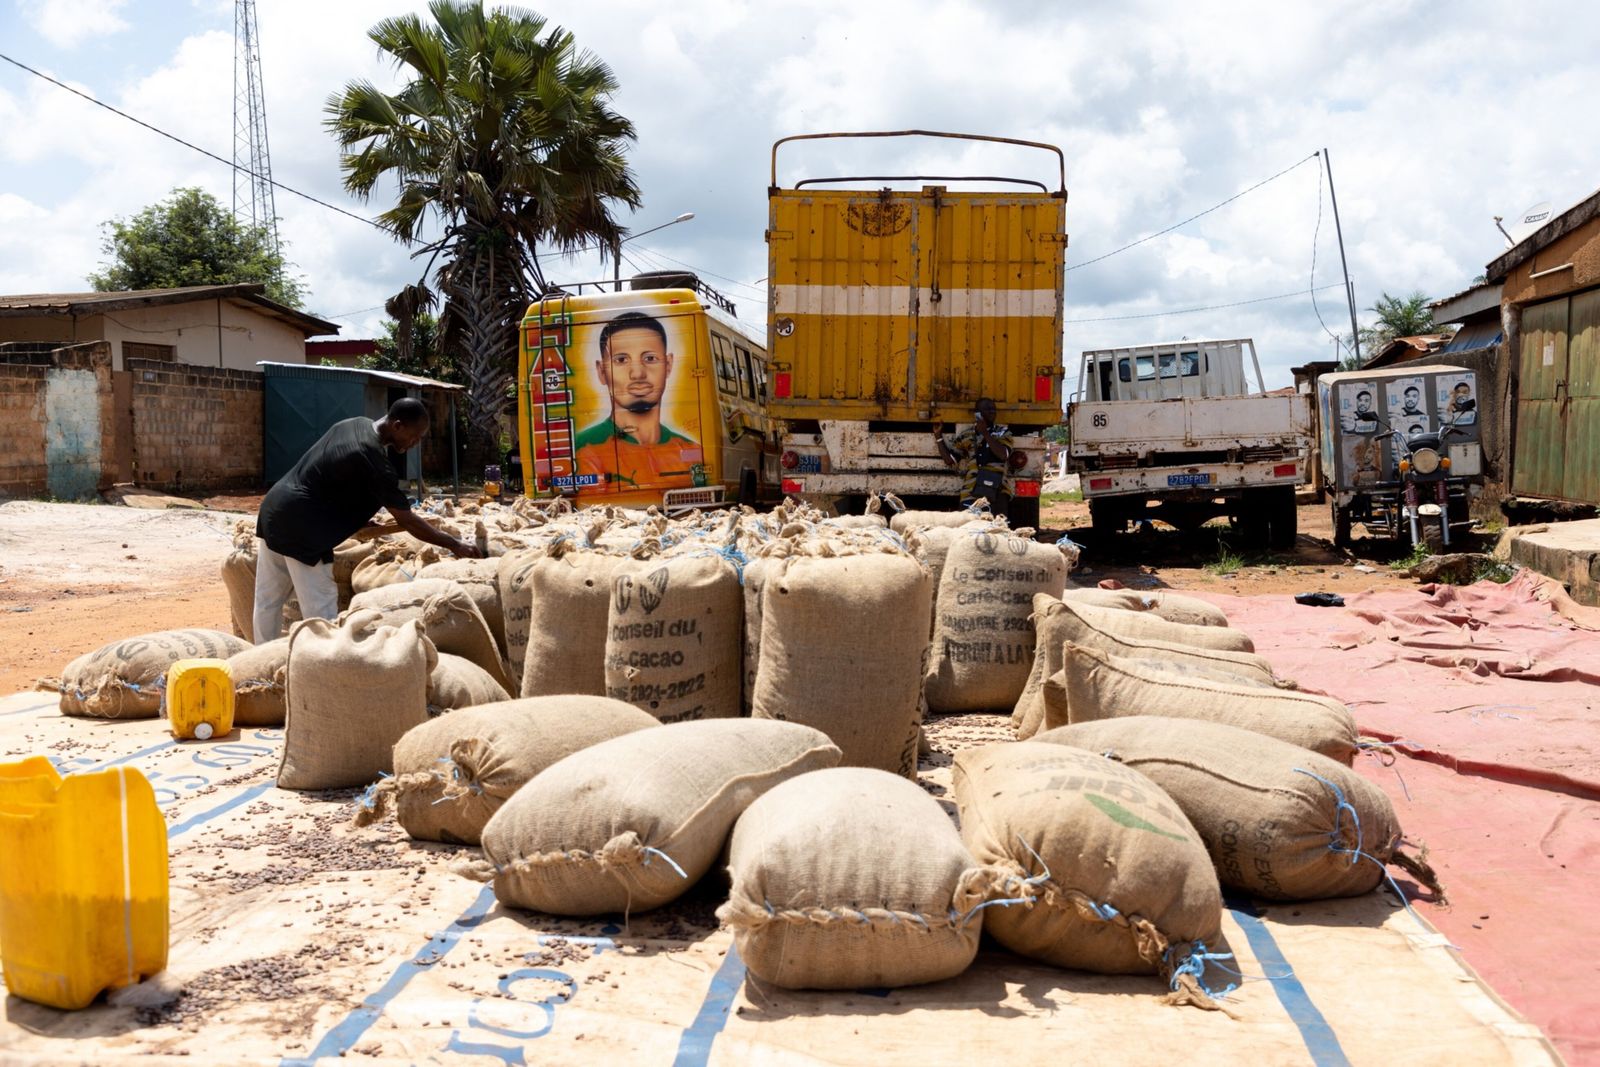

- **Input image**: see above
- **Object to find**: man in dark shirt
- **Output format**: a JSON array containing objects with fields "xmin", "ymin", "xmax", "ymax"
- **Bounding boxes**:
[{"xmin": 252, "ymin": 398, "xmax": 481, "ymax": 641}]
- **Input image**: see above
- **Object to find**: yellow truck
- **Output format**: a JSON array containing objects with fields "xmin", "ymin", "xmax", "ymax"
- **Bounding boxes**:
[{"xmin": 764, "ymin": 130, "xmax": 1068, "ymax": 526}]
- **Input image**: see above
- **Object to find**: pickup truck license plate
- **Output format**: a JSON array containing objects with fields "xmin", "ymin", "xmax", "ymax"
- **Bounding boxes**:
[{"xmin": 1167, "ymin": 472, "xmax": 1213, "ymax": 487}]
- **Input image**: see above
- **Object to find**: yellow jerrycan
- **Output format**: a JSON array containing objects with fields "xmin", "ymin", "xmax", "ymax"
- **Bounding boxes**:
[
  {"xmin": 0, "ymin": 757, "xmax": 169, "ymax": 1010},
  {"xmin": 165, "ymin": 658, "xmax": 235, "ymax": 740}
]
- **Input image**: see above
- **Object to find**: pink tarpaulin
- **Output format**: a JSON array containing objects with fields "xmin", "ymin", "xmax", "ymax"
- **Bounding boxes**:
[
  {"xmin": 1192, "ymin": 572, "xmax": 1600, "ymax": 1063},
  {"xmin": 1202, "ymin": 571, "xmax": 1600, "ymax": 797}
]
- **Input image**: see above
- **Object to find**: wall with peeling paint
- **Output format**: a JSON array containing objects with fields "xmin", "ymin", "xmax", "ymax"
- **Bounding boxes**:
[{"xmin": 42, "ymin": 367, "xmax": 104, "ymax": 500}]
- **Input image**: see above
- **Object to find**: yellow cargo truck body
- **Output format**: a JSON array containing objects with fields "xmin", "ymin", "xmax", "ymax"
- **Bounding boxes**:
[{"xmin": 767, "ymin": 177, "xmax": 1066, "ymax": 424}]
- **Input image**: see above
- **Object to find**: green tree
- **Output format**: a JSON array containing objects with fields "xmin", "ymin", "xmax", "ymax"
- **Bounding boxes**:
[
  {"xmin": 88, "ymin": 187, "xmax": 305, "ymax": 307},
  {"xmin": 1042, "ymin": 423, "xmax": 1069, "ymax": 444},
  {"xmin": 326, "ymin": 1, "xmax": 641, "ymax": 456},
  {"xmin": 360, "ymin": 311, "xmax": 462, "ymax": 384}
]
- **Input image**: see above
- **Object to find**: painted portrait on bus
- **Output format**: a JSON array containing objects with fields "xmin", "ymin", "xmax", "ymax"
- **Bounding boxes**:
[
  {"xmin": 571, "ymin": 306, "xmax": 706, "ymax": 489},
  {"xmin": 1339, "ymin": 381, "xmax": 1381, "ymax": 435}
]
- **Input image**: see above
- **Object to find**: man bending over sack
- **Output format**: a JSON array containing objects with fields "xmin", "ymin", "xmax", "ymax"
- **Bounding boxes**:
[{"xmin": 252, "ymin": 398, "xmax": 482, "ymax": 641}]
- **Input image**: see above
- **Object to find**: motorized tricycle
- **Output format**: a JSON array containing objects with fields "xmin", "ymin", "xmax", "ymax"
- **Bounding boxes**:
[{"xmin": 1317, "ymin": 365, "xmax": 1485, "ymax": 549}]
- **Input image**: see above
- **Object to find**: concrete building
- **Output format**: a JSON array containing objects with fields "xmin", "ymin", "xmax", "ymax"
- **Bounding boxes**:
[{"xmin": 0, "ymin": 284, "xmax": 337, "ymax": 372}]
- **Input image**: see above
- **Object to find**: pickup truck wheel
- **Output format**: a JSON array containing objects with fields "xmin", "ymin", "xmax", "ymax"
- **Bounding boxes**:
[
  {"xmin": 1008, "ymin": 495, "xmax": 1041, "ymax": 532},
  {"xmin": 1089, "ymin": 498, "xmax": 1124, "ymax": 538},
  {"xmin": 1267, "ymin": 486, "xmax": 1298, "ymax": 550}
]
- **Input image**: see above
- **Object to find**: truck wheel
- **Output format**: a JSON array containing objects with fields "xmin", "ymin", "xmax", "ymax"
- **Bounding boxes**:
[
  {"xmin": 1089, "ymin": 498, "xmax": 1124, "ymax": 538},
  {"xmin": 1331, "ymin": 501, "xmax": 1352, "ymax": 547},
  {"xmin": 1267, "ymin": 486, "xmax": 1298, "ymax": 550},
  {"xmin": 1008, "ymin": 495, "xmax": 1041, "ymax": 532}
]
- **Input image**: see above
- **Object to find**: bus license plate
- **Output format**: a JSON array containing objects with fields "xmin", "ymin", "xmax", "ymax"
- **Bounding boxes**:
[{"xmin": 1167, "ymin": 473, "xmax": 1213, "ymax": 487}]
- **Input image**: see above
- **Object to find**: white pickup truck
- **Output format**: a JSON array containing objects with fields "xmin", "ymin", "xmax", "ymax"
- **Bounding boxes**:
[{"xmin": 1066, "ymin": 338, "xmax": 1311, "ymax": 547}]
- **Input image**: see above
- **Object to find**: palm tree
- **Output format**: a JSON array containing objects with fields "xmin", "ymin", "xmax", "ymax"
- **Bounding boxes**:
[{"xmin": 327, "ymin": 1, "xmax": 640, "ymax": 457}]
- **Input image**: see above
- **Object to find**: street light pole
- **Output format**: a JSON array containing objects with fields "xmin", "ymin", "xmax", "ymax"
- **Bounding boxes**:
[
  {"xmin": 613, "ymin": 211, "xmax": 695, "ymax": 292},
  {"xmin": 1322, "ymin": 148, "xmax": 1362, "ymax": 366}
]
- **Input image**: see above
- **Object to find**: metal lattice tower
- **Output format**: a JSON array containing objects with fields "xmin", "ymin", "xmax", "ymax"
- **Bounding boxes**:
[{"xmin": 232, "ymin": 0, "xmax": 279, "ymax": 252}]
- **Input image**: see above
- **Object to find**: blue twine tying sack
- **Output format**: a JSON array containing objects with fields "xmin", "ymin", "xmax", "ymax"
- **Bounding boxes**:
[
  {"xmin": 641, "ymin": 846, "xmax": 688, "ymax": 880},
  {"xmin": 1292, "ymin": 767, "xmax": 1433, "ymax": 931},
  {"xmin": 356, "ymin": 772, "xmax": 392, "ymax": 812}
]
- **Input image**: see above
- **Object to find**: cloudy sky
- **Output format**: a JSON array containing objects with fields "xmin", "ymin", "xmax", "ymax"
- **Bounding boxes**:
[{"xmin": 1, "ymin": 0, "xmax": 1596, "ymax": 387}]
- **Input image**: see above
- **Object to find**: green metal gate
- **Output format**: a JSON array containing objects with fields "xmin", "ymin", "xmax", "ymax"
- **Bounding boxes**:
[{"xmin": 1514, "ymin": 289, "xmax": 1600, "ymax": 504}]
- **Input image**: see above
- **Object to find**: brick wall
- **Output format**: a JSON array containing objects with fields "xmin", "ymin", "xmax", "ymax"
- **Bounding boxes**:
[
  {"xmin": 0, "ymin": 342, "xmax": 115, "ymax": 499},
  {"xmin": 126, "ymin": 358, "xmax": 263, "ymax": 490}
]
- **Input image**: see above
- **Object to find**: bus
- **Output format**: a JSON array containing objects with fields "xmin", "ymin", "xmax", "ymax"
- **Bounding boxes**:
[{"xmin": 516, "ymin": 278, "xmax": 778, "ymax": 511}]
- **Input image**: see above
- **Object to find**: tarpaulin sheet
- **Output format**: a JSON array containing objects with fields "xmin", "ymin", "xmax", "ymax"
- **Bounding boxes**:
[
  {"xmin": 1190, "ymin": 573, "xmax": 1600, "ymax": 1063},
  {"xmin": 1199, "ymin": 572, "xmax": 1600, "ymax": 797},
  {"xmin": 0, "ymin": 696, "xmax": 1557, "ymax": 1066}
]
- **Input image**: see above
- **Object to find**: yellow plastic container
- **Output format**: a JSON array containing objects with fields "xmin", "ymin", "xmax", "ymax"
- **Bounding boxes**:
[
  {"xmin": 0, "ymin": 759, "xmax": 169, "ymax": 1009},
  {"xmin": 164, "ymin": 658, "xmax": 234, "ymax": 740}
]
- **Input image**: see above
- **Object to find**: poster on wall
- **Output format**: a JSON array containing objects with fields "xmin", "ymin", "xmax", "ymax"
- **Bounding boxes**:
[
  {"xmin": 1435, "ymin": 372, "xmax": 1479, "ymax": 428},
  {"xmin": 1385, "ymin": 376, "xmax": 1430, "ymax": 437},
  {"xmin": 1342, "ymin": 435, "xmax": 1383, "ymax": 487},
  {"xmin": 528, "ymin": 291, "xmax": 707, "ymax": 496},
  {"xmin": 1338, "ymin": 381, "xmax": 1382, "ymax": 435}
]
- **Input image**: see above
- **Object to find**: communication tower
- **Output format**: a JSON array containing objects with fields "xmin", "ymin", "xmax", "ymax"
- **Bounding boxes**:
[{"xmin": 232, "ymin": 0, "xmax": 279, "ymax": 251}]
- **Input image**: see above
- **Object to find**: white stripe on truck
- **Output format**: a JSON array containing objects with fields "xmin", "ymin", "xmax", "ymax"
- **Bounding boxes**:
[{"xmin": 772, "ymin": 286, "xmax": 1058, "ymax": 318}]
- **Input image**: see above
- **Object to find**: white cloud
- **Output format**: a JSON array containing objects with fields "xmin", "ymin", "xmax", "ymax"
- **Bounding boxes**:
[{"xmin": 16, "ymin": 0, "xmax": 132, "ymax": 48}]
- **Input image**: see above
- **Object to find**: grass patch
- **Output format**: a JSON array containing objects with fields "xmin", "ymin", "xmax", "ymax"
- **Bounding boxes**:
[
  {"xmin": 1472, "ymin": 557, "xmax": 1517, "ymax": 584},
  {"xmin": 1390, "ymin": 541, "xmax": 1432, "ymax": 572},
  {"xmin": 1204, "ymin": 542, "xmax": 1248, "ymax": 576},
  {"xmin": 1042, "ymin": 490, "xmax": 1083, "ymax": 504}
]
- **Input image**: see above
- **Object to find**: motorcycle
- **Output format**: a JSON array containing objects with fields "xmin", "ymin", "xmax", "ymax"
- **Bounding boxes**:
[{"xmin": 1332, "ymin": 411, "xmax": 1477, "ymax": 552}]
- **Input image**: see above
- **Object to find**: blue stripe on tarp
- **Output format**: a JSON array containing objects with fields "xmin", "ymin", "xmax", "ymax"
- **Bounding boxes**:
[
  {"xmin": 0, "ymin": 700, "xmax": 57, "ymax": 718},
  {"xmin": 672, "ymin": 943, "xmax": 745, "ymax": 1067},
  {"xmin": 1226, "ymin": 897, "xmax": 1351, "ymax": 1067},
  {"xmin": 280, "ymin": 884, "xmax": 496, "ymax": 1067},
  {"xmin": 166, "ymin": 782, "xmax": 273, "ymax": 840},
  {"xmin": 88, "ymin": 739, "xmax": 177, "ymax": 771}
]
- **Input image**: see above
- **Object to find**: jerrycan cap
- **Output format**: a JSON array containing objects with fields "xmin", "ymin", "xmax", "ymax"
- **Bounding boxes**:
[{"xmin": 193, "ymin": 722, "xmax": 214, "ymax": 741}]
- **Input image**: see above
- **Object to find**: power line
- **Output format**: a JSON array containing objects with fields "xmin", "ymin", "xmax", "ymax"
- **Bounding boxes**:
[
  {"xmin": 0, "ymin": 51, "xmax": 383, "ymax": 232},
  {"xmin": 628, "ymin": 242, "xmax": 769, "ymax": 298},
  {"xmin": 1065, "ymin": 283, "xmax": 1345, "ymax": 323},
  {"xmin": 1065, "ymin": 152, "xmax": 1320, "ymax": 272}
]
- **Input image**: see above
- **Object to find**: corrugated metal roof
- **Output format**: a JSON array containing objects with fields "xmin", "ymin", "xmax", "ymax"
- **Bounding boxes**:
[
  {"xmin": 256, "ymin": 360, "xmax": 464, "ymax": 391},
  {"xmin": 0, "ymin": 284, "xmax": 340, "ymax": 336}
]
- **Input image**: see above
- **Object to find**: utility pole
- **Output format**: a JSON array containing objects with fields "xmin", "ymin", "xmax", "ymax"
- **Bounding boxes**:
[
  {"xmin": 233, "ymin": 0, "xmax": 279, "ymax": 253},
  {"xmin": 1322, "ymin": 148, "xmax": 1360, "ymax": 365}
]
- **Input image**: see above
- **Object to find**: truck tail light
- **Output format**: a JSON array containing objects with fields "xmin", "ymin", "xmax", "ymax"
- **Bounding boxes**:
[
  {"xmin": 1015, "ymin": 479, "xmax": 1041, "ymax": 498},
  {"xmin": 774, "ymin": 372, "xmax": 792, "ymax": 399},
  {"xmin": 780, "ymin": 450, "xmax": 800, "ymax": 470},
  {"xmin": 1008, "ymin": 449, "xmax": 1029, "ymax": 471},
  {"xmin": 1089, "ymin": 477, "xmax": 1113, "ymax": 491},
  {"xmin": 1273, "ymin": 462, "xmax": 1297, "ymax": 477},
  {"xmin": 1035, "ymin": 374, "xmax": 1053, "ymax": 402},
  {"xmin": 780, "ymin": 478, "xmax": 804, "ymax": 495}
]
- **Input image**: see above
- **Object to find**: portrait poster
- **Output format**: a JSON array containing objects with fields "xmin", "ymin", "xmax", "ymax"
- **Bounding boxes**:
[
  {"xmin": 1435, "ymin": 371, "xmax": 1479, "ymax": 428},
  {"xmin": 1385, "ymin": 376, "xmax": 1429, "ymax": 436},
  {"xmin": 526, "ymin": 291, "xmax": 708, "ymax": 497},
  {"xmin": 1342, "ymin": 434, "xmax": 1382, "ymax": 488},
  {"xmin": 1338, "ymin": 381, "xmax": 1381, "ymax": 435}
]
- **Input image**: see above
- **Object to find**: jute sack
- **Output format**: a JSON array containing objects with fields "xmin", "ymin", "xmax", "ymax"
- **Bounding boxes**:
[
  {"xmin": 719, "ymin": 767, "xmax": 998, "ymax": 990},
  {"xmin": 467, "ymin": 719, "xmax": 841, "ymax": 915},
  {"xmin": 741, "ymin": 555, "xmax": 774, "ymax": 713},
  {"xmin": 1014, "ymin": 594, "xmax": 1282, "ymax": 738},
  {"xmin": 349, "ymin": 579, "xmax": 515, "ymax": 694},
  {"xmin": 277, "ymin": 611, "xmax": 435, "ymax": 790},
  {"xmin": 822, "ymin": 514, "xmax": 888, "ymax": 531},
  {"xmin": 497, "ymin": 547, "xmax": 543, "ymax": 683},
  {"xmin": 1062, "ymin": 587, "xmax": 1230, "ymax": 628},
  {"xmin": 954, "ymin": 740, "xmax": 1225, "ymax": 1002},
  {"xmin": 520, "ymin": 548, "xmax": 629, "ymax": 698},
  {"xmin": 331, "ymin": 537, "xmax": 380, "ymax": 610},
  {"xmin": 1032, "ymin": 596, "xmax": 1254, "ymax": 653},
  {"xmin": 357, "ymin": 695, "xmax": 660, "ymax": 845},
  {"xmin": 889, "ymin": 508, "xmax": 990, "ymax": 534},
  {"xmin": 227, "ymin": 638, "xmax": 289, "ymax": 727},
  {"xmin": 1034, "ymin": 718, "xmax": 1439, "ymax": 902},
  {"xmin": 925, "ymin": 530, "xmax": 1068, "ymax": 713},
  {"xmin": 350, "ymin": 543, "xmax": 442, "ymax": 596},
  {"xmin": 752, "ymin": 554, "xmax": 931, "ymax": 777},
  {"xmin": 42, "ymin": 629, "xmax": 250, "ymax": 719},
  {"xmin": 605, "ymin": 554, "xmax": 742, "ymax": 723},
  {"xmin": 418, "ymin": 558, "xmax": 507, "ymax": 656},
  {"xmin": 428, "ymin": 653, "xmax": 510, "ymax": 715},
  {"xmin": 1044, "ymin": 643, "xmax": 1360, "ymax": 764}
]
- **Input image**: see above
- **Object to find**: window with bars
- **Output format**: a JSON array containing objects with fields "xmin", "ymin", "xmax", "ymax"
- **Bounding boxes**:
[{"xmin": 123, "ymin": 342, "xmax": 175, "ymax": 362}]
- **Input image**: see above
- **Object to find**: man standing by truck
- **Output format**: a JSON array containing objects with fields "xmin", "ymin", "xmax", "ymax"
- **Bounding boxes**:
[{"xmin": 933, "ymin": 397, "xmax": 1013, "ymax": 513}]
